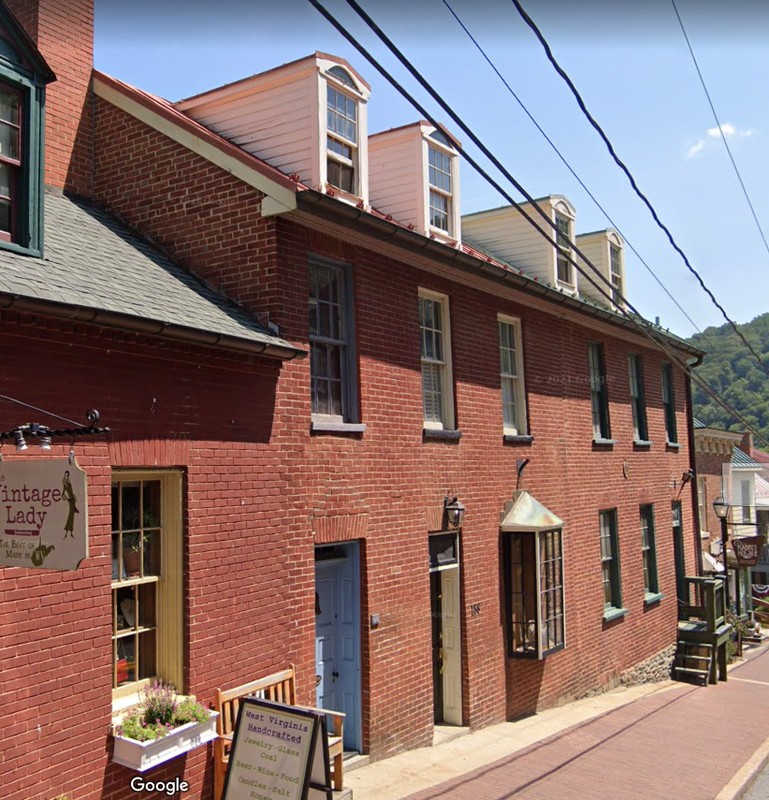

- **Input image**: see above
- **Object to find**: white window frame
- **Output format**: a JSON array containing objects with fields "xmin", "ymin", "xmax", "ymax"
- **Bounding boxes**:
[
  {"xmin": 554, "ymin": 212, "xmax": 574, "ymax": 286},
  {"xmin": 419, "ymin": 289, "xmax": 455, "ymax": 431},
  {"xmin": 427, "ymin": 144, "xmax": 452, "ymax": 235},
  {"xmin": 609, "ymin": 243, "xmax": 623, "ymax": 305},
  {"xmin": 505, "ymin": 528, "xmax": 565, "ymax": 659},
  {"xmin": 308, "ymin": 257, "xmax": 359, "ymax": 425},
  {"xmin": 498, "ymin": 314, "xmax": 527, "ymax": 436},
  {"xmin": 111, "ymin": 470, "xmax": 183, "ymax": 710},
  {"xmin": 326, "ymin": 82, "xmax": 358, "ymax": 195}
]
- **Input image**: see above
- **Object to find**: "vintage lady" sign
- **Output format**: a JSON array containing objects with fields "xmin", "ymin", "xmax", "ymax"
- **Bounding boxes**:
[{"xmin": 0, "ymin": 460, "xmax": 88, "ymax": 570}]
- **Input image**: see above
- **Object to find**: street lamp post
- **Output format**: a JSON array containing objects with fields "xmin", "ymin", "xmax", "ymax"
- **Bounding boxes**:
[{"xmin": 713, "ymin": 496, "xmax": 730, "ymax": 608}]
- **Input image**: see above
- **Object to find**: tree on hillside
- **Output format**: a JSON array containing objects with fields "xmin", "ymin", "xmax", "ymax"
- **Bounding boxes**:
[{"xmin": 689, "ymin": 312, "xmax": 769, "ymax": 442}]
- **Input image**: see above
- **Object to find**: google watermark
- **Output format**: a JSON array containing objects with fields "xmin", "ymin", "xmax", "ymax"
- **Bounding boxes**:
[{"xmin": 129, "ymin": 776, "xmax": 189, "ymax": 796}]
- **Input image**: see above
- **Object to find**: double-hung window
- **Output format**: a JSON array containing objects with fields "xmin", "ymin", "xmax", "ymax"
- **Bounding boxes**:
[
  {"xmin": 640, "ymin": 504, "xmax": 659, "ymax": 599},
  {"xmin": 628, "ymin": 354, "xmax": 648, "ymax": 442},
  {"xmin": 309, "ymin": 259, "xmax": 358, "ymax": 424},
  {"xmin": 599, "ymin": 509, "xmax": 623, "ymax": 618},
  {"xmin": 610, "ymin": 243, "xmax": 623, "ymax": 305},
  {"xmin": 419, "ymin": 290, "xmax": 454, "ymax": 431},
  {"xmin": 326, "ymin": 84, "xmax": 357, "ymax": 194},
  {"xmin": 661, "ymin": 363, "xmax": 678, "ymax": 444},
  {"xmin": 499, "ymin": 315, "xmax": 527, "ymax": 436},
  {"xmin": 504, "ymin": 528, "xmax": 564, "ymax": 658},
  {"xmin": 0, "ymin": 84, "xmax": 20, "ymax": 242},
  {"xmin": 588, "ymin": 343, "xmax": 611, "ymax": 441},
  {"xmin": 428, "ymin": 145, "xmax": 452, "ymax": 233},
  {"xmin": 555, "ymin": 212, "xmax": 573, "ymax": 285},
  {"xmin": 111, "ymin": 472, "xmax": 183, "ymax": 699}
]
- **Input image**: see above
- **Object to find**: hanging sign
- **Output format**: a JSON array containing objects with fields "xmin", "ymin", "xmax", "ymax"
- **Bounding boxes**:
[
  {"xmin": 0, "ymin": 459, "xmax": 88, "ymax": 570},
  {"xmin": 223, "ymin": 698, "xmax": 331, "ymax": 800},
  {"xmin": 732, "ymin": 535, "xmax": 766, "ymax": 567}
]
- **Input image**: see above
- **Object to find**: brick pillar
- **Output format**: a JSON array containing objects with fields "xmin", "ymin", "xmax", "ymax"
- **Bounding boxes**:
[{"xmin": 6, "ymin": 0, "xmax": 94, "ymax": 195}]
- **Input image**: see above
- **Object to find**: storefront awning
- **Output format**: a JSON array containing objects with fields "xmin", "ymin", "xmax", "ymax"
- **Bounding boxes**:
[
  {"xmin": 703, "ymin": 551, "xmax": 725, "ymax": 573},
  {"xmin": 499, "ymin": 490, "xmax": 563, "ymax": 532}
]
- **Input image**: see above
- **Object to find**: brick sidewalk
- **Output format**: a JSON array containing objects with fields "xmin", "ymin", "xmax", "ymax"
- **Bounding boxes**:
[{"xmin": 401, "ymin": 645, "xmax": 769, "ymax": 800}]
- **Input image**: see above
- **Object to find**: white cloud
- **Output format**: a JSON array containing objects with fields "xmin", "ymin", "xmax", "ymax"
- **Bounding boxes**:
[{"xmin": 686, "ymin": 122, "xmax": 756, "ymax": 158}]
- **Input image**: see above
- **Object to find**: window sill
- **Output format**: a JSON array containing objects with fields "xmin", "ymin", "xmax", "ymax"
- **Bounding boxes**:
[
  {"xmin": 0, "ymin": 240, "xmax": 42, "ymax": 258},
  {"xmin": 644, "ymin": 592, "xmax": 663, "ymax": 607},
  {"xmin": 503, "ymin": 434, "xmax": 534, "ymax": 445},
  {"xmin": 633, "ymin": 439, "xmax": 653, "ymax": 449},
  {"xmin": 311, "ymin": 418, "xmax": 366, "ymax": 435},
  {"xmin": 665, "ymin": 441, "xmax": 680, "ymax": 451},
  {"xmin": 602, "ymin": 606, "xmax": 627, "ymax": 623},
  {"xmin": 592, "ymin": 438, "xmax": 616, "ymax": 448},
  {"xmin": 423, "ymin": 428, "xmax": 462, "ymax": 442}
]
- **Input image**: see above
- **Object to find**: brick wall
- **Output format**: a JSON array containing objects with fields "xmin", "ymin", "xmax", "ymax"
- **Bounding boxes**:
[
  {"xmin": 0, "ymin": 313, "xmax": 311, "ymax": 800},
  {"xmin": 275, "ymin": 220, "xmax": 696, "ymax": 751},
  {"xmin": 6, "ymin": 0, "xmax": 94, "ymax": 193},
  {"xmin": 0, "ymin": 43, "xmax": 696, "ymax": 799}
]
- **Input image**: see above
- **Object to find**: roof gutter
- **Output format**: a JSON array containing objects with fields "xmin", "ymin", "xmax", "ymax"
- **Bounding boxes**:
[
  {"xmin": 295, "ymin": 189, "xmax": 704, "ymax": 359},
  {"xmin": 0, "ymin": 293, "xmax": 306, "ymax": 361}
]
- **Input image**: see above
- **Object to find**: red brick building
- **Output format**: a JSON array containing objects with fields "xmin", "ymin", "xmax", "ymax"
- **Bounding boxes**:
[{"xmin": 0, "ymin": 2, "xmax": 704, "ymax": 799}]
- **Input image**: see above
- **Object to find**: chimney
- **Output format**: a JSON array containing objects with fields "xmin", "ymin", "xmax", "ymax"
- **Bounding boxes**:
[
  {"xmin": 739, "ymin": 431, "xmax": 754, "ymax": 457},
  {"xmin": 5, "ymin": 0, "xmax": 94, "ymax": 195}
]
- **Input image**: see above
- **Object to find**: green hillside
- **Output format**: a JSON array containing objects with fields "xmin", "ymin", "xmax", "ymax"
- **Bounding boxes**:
[{"xmin": 688, "ymin": 312, "xmax": 769, "ymax": 439}]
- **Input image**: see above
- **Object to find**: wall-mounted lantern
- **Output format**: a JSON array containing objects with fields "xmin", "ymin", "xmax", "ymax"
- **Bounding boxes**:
[{"xmin": 442, "ymin": 495, "xmax": 466, "ymax": 530}]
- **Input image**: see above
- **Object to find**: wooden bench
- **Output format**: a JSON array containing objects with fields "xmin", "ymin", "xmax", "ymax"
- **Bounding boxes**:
[{"xmin": 213, "ymin": 665, "xmax": 345, "ymax": 800}]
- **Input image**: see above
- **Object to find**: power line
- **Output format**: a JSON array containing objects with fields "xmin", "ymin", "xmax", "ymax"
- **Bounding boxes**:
[
  {"xmin": 509, "ymin": 0, "xmax": 769, "ymax": 378},
  {"xmin": 440, "ymin": 0, "xmax": 712, "ymax": 349},
  {"xmin": 306, "ymin": 0, "xmax": 769, "ymax": 451},
  {"xmin": 671, "ymin": 0, "xmax": 769, "ymax": 259},
  {"xmin": 312, "ymin": 0, "xmax": 639, "ymax": 316}
]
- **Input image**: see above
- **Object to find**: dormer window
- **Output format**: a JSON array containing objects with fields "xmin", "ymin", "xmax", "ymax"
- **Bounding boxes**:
[
  {"xmin": 610, "ymin": 243, "xmax": 623, "ymax": 304},
  {"xmin": 0, "ymin": 17, "xmax": 54, "ymax": 256},
  {"xmin": 326, "ymin": 84, "xmax": 358, "ymax": 193},
  {"xmin": 428, "ymin": 146, "xmax": 452, "ymax": 233},
  {"xmin": 0, "ymin": 83, "xmax": 20, "ymax": 242},
  {"xmin": 555, "ymin": 212, "xmax": 573, "ymax": 285}
]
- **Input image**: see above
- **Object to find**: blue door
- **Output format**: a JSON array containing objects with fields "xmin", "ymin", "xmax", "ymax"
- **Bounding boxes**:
[{"xmin": 315, "ymin": 543, "xmax": 361, "ymax": 751}]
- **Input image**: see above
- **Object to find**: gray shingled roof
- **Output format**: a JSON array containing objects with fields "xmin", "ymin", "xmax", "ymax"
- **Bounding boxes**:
[{"xmin": 0, "ymin": 191, "xmax": 303, "ymax": 359}]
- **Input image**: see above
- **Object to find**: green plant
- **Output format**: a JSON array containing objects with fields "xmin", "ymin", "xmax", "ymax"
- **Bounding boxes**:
[
  {"xmin": 115, "ymin": 681, "xmax": 209, "ymax": 742},
  {"xmin": 725, "ymin": 608, "xmax": 754, "ymax": 662}
]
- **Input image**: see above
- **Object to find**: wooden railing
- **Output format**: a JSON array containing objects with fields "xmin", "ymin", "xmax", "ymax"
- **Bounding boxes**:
[
  {"xmin": 678, "ymin": 576, "xmax": 726, "ymax": 631},
  {"xmin": 753, "ymin": 594, "xmax": 769, "ymax": 625}
]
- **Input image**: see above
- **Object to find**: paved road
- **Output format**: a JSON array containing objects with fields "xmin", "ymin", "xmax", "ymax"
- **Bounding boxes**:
[{"xmin": 399, "ymin": 646, "xmax": 769, "ymax": 800}]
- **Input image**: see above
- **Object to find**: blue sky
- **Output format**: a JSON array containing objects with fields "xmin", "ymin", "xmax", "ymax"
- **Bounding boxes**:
[{"xmin": 93, "ymin": 0, "xmax": 768, "ymax": 341}]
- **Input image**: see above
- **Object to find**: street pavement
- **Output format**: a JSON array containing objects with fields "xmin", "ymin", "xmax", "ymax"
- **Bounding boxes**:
[{"xmin": 345, "ymin": 640, "xmax": 769, "ymax": 800}]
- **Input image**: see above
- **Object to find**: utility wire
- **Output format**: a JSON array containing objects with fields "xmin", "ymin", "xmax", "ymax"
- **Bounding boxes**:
[
  {"xmin": 441, "ymin": 0, "xmax": 711, "ymax": 348},
  {"xmin": 0, "ymin": 394, "xmax": 84, "ymax": 427},
  {"xmin": 671, "ymin": 0, "xmax": 769, "ymax": 259},
  {"xmin": 306, "ymin": 0, "xmax": 769, "ymax": 450},
  {"xmin": 509, "ymin": 0, "xmax": 769, "ymax": 378}
]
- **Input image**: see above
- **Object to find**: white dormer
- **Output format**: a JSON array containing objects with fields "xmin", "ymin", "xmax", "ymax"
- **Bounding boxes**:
[
  {"xmin": 369, "ymin": 121, "xmax": 461, "ymax": 245},
  {"xmin": 575, "ymin": 229, "xmax": 626, "ymax": 311},
  {"xmin": 176, "ymin": 52, "xmax": 371, "ymax": 206},
  {"xmin": 461, "ymin": 196, "xmax": 577, "ymax": 293}
]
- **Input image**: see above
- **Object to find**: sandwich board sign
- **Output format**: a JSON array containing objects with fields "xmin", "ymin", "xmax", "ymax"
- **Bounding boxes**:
[{"xmin": 223, "ymin": 698, "xmax": 332, "ymax": 800}]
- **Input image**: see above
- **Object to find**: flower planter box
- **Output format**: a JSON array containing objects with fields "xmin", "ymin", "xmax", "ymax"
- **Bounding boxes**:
[{"xmin": 112, "ymin": 710, "xmax": 218, "ymax": 772}]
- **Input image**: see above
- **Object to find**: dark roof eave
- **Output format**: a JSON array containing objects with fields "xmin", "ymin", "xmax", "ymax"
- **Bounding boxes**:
[
  {"xmin": 0, "ymin": 292, "xmax": 306, "ymax": 361},
  {"xmin": 295, "ymin": 190, "xmax": 703, "ymax": 358}
]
